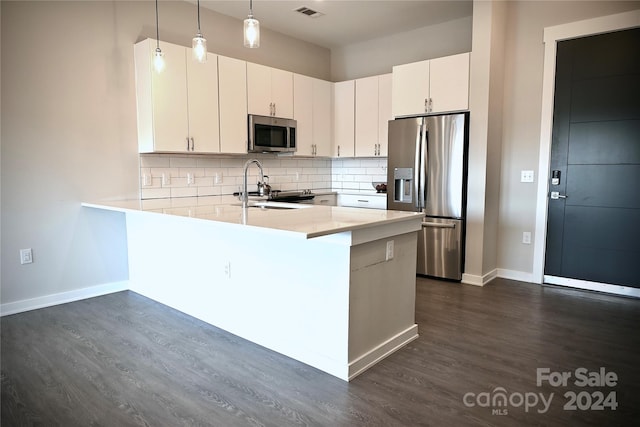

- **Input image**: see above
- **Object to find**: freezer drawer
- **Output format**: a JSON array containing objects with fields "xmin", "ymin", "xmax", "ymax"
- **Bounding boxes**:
[{"xmin": 417, "ymin": 217, "xmax": 463, "ymax": 280}]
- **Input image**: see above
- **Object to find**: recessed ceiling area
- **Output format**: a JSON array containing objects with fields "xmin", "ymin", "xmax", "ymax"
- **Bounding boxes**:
[{"xmin": 198, "ymin": 1, "xmax": 473, "ymax": 49}]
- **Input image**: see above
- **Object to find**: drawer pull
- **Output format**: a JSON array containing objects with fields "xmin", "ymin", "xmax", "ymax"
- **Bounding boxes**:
[{"xmin": 422, "ymin": 222, "xmax": 456, "ymax": 229}]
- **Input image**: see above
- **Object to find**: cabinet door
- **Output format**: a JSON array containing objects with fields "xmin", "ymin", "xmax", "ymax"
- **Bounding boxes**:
[
  {"xmin": 355, "ymin": 76, "xmax": 379, "ymax": 157},
  {"xmin": 377, "ymin": 73, "xmax": 392, "ymax": 157},
  {"xmin": 293, "ymin": 73, "xmax": 314, "ymax": 156},
  {"xmin": 429, "ymin": 52, "xmax": 470, "ymax": 113},
  {"xmin": 392, "ymin": 59, "xmax": 430, "ymax": 117},
  {"xmin": 333, "ymin": 80, "xmax": 355, "ymax": 157},
  {"xmin": 313, "ymin": 78, "xmax": 332, "ymax": 157},
  {"xmin": 247, "ymin": 62, "xmax": 272, "ymax": 116},
  {"xmin": 219, "ymin": 55, "xmax": 248, "ymax": 154},
  {"xmin": 186, "ymin": 51, "xmax": 220, "ymax": 153},
  {"xmin": 271, "ymin": 68, "xmax": 294, "ymax": 119},
  {"xmin": 134, "ymin": 40, "xmax": 189, "ymax": 152}
]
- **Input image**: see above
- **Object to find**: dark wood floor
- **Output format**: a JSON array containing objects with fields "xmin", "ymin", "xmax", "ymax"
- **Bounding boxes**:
[{"xmin": 2, "ymin": 277, "xmax": 639, "ymax": 426}]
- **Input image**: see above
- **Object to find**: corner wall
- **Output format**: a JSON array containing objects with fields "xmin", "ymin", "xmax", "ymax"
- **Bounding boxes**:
[
  {"xmin": 0, "ymin": 1, "xmax": 330, "ymax": 307},
  {"xmin": 496, "ymin": 0, "xmax": 640, "ymax": 281},
  {"xmin": 331, "ymin": 16, "xmax": 472, "ymax": 81}
]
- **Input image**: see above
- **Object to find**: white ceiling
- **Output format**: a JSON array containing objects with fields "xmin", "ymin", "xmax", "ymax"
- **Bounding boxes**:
[{"xmin": 198, "ymin": 1, "xmax": 473, "ymax": 49}]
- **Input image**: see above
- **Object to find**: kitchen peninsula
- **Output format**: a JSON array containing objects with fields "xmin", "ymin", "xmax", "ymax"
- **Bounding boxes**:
[{"xmin": 83, "ymin": 197, "xmax": 423, "ymax": 381}]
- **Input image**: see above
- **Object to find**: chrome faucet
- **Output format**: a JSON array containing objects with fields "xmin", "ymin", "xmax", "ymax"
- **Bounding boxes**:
[{"xmin": 242, "ymin": 159, "xmax": 264, "ymax": 209}]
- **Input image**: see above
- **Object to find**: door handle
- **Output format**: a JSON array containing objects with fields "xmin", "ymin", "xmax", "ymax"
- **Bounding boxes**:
[
  {"xmin": 550, "ymin": 191, "xmax": 567, "ymax": 199},
  {"xmin": 422, "ymin": 222, "xmax": 456, "ymax": 228}
]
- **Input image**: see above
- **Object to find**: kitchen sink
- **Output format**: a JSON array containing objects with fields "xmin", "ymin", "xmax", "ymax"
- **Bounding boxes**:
[
  {"xmin": 232, "ymin": 201, "xmax": 312, "ymax": 210},
  {"xmin": 251, "ymin": 201, "xmax": 312, "ymax": 210}
]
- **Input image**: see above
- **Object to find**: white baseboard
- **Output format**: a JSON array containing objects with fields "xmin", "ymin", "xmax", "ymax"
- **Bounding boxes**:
[
  {"xmin": 348, "ymin": 324, "xmax": 419, "ymax": 381},
  {"xmin": 461, "ymin": 268, "xmax": 497, "ymax": 286},
  {"xmin": 497, "ymin": 269, "xmax": 536, "ymax": 284},
  {"xmin": 1, "ymin": 281, "xmax": 129, "ymax": 316},
  {"xmin": 544, "ymin": 275, "xmax": 640, "ymax": 298}
]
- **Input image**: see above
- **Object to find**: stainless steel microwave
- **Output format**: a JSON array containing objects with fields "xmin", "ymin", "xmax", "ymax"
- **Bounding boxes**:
[{"xmin": 248, "ymin": 115, "xmax": 297, "ymax": 153}]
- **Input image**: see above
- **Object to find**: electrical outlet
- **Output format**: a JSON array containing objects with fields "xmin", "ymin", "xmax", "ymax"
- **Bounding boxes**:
[
  {"xmin": 224, "ymin": 261, "xmax": 231, "ymax": 279},
  {"xmin": 142, "ymin": 174, "xmax": 152, "ymax": 186},
  {"xmin": 214, "ymin": 172, "xmax": 223, "ymax": 184},
  {"xmin": 522, "ymin": 232, "xmax": 532, "ymax": 244},
  {"xmin": 20, "ymin": 248, "xmax": 33, "ymax": 265},
  {"xmin": 187, "ymin": 173, "xmax": 194, "ymax": 185},
  {"xmin": 521, "ymin": 170, "xmax": 535, "ymax": 183},
  {"xmin": 162, "ymin": 173, "xmax": 171, "ymax": 186},
  {"xmin": 386, "ymin": 240, "xmax": 394, "ymax": 261}
]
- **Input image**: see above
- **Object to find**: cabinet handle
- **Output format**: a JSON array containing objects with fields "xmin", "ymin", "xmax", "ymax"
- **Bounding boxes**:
[
  {"xmin": 337, "ymin": 145, "xmax": 340, "ymax": 157},
  {"xmin": 357, "ymin": 199, "xmax": 369, "ymax": 203},
  {"xmin": 424, "ymin": 98, "xmax": 429, "ymax": 113},
  {"xmin": 190, "ymin": 137, "xmax": 195, "ymax": 151},
  {"xmin": 186, "ymin": 137, "xmax": 190, "ymax": 151},
  {"xmin": 429, "ymin": 98, "xmax": 433, "ymax": 112}
]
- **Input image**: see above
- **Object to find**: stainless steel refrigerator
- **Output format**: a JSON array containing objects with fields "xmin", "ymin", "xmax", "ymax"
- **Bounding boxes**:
[{"xmin": 387, "ymin": 113, "xmax": 469, "ymax": 280}]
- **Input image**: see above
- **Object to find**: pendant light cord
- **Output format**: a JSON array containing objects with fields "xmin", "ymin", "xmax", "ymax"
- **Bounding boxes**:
[
  {"xmin": 155, "ymin": 0, "xmax": 160, "ymax": 49},
  {"xmin": 197, "ymin": 0, "xmax": 202, "ymax": 33},
  {"xmin": 249, "ymin": 0, "xmax": 253, "ymax": 16}
]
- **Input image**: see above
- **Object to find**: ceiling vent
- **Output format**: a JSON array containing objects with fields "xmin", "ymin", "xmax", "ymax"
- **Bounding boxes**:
[{"xmin": 293, "ymin": 6, "xmax": 324, "ymax": 18}]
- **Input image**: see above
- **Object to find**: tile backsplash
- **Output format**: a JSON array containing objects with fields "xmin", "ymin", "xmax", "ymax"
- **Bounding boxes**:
[
  {"xmin": 331, "ymin": 158, "xmax": 388, "ymax": 192},
  {"xmin": 139, "ymin": 154, "xmax": 387, "ymax": 199}
]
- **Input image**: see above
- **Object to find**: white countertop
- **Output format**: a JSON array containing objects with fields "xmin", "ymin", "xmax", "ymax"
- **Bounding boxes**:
[{"xmin": 83, "ymin": 197, "xmax": 422, "ymax": 239}]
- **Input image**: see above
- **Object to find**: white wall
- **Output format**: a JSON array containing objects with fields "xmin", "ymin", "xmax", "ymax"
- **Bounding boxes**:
[
  {"xmin": 331, "ymin": 16, "xmax": 473, "ymax": 81},
  {"xmin": 496, "ymin": 0, "xmax": 640, "ymax": 279},
  {"xmin": 0, "ymin": 1, "xmax": 330, "ymax": 307}
]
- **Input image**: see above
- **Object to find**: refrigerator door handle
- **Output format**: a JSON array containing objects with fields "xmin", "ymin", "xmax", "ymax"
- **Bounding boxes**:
[
  {"xmin": 418, "ymin": 122, "xmax": 427, "ymax": 211},
  {"xmin": 422, "ymin": 221, "xmax": 456, "ymax": 229},
  {"xmin": 414, "ymin": 121, "xmax": 422, "ymax": 211}
]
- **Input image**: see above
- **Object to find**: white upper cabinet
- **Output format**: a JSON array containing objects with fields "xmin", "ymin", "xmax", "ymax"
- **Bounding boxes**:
[
  {"xmin": 332, "ymin": 80, "xmax": 355, "ymax": 158},
  {"xmin": 186, "ymin": 49, "xmax": 220, "ymax": 153},
  {"xmin": 293, "ymin": 74, "xmax": 332, "ymax": 157},
  {"xmin": 355, "ymin": 76, "xmax": 379, "ymax": 157},
  {"xmin": 218, "ymin": 55, "xmax": 248, "ymax": 154},
  {"xmin": 354, "ymin": 74, "xmax": 392, "ymax": 158},
  {"xmin": 377, "ymin": 73, "xmax": 392, "ymax": 157},
  {"xmin": 293, "ymin": 74, "xmax": 314, "ymax": 156},
  {"xmin": 312, "ymin": 78, "xmax": 332, "ymax": 157},
  {"xmin": 392, "ymin": 52, "xmax": 470, "ymax": 117},
  {"xmin": 135, "ymin": 39, "xmax": 219, "ymax": 153},
  {"xmin": 247, "ymin": 63, "xmax": 294, "ymax": 119}
]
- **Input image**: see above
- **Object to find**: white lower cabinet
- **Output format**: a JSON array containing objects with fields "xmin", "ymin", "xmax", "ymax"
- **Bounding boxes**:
[{"xmin": 338, "ymin": 194, "xmax": 386, "ymax": 210}]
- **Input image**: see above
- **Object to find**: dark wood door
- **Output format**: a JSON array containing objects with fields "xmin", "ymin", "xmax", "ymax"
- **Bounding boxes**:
[{"xmin": 545, "ymin": 28, "xmax": 640, "ymax": 288}]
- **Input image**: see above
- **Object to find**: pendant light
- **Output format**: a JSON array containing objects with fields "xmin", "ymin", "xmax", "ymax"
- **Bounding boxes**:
[
  {"xmin": 244, "ymin": 0, "xmax": 260, "ymax": 48},
  {"xmin": 153, "ymin": 0, "xmax": 165, "ymax": 73},
  {"xmin": 192, "ymin": 0, "xmax": 207, "ymax": 62}
]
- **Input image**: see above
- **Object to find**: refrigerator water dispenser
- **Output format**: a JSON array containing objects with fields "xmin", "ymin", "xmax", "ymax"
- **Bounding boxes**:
[{"xmin": 393, "ymin": 168, "xmax": 413, "ymax": 203}]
